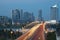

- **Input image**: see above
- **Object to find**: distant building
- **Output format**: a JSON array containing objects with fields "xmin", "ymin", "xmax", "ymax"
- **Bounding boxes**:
[
  {"xmin": 12, "ymin": 9, "xmax": 35, "ymax": 24},
  {"xmin": 31, "ymin": 13, "xmax": 35, "ymax": 22},
  {"xmin": 12, "ymin": 9, "xmax": 20, "ymax": 24},
  {"xmin": 38, "ymin": 9, "xmax": 43, "ymax": 21},
  {"xmin": 19, "ymin": 9, "xmax": 24, "ymax": 23},
  {"xmin": 24, "ymin": 12, "xmax": 35, "ymax": 23},
  {"xmin": 50, "ymin": 4, "xmax": 59, "ymax": 21},
  {"xmin": 56, "ymin": 23, "xmax": 60, "ymax": 40},
  {"xmin": 0, "ymin": 16, "xmax": 12, "ymax": 24},
  {"xmin": 20, "ymin": 9, "xmax": 24, "ymax": 21}
]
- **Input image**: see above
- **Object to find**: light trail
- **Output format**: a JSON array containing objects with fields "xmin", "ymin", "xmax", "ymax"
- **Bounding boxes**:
[{"xmin": 16, "ymin": 24, "xmax": 41, "ymax": 40}]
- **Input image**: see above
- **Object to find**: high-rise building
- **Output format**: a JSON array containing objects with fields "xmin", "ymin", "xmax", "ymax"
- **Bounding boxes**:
[
  {"xmin": 31, "ymin": 13, "xmax": 35, "ymax": 22},
  {"xmin": 19, "ymin": 9, "xmax": 24, "ymax": 23},
  {"xmin": 50, "ymin": 4, "xmax": 59, "ymax": 21},
  {"xmin": 12, "ymin": 9, "xmax": 20, "ymax": 24},
  {"xmin": 12, "ymin": 9, "xmax": 35, "ymax": 24},
  {"xmin": 0, "ymin": 16, "xmax": 6, "ymax": 24},
  {"xmin": 24, "ymin": 12, "xmax": 35, "ymax": 23},
  {"xmin": 38, "ymin": 9, "xmax": 43, "ymax": 21},
  {"xmin": 24, "ymin": 12, "xmax": 31, "ymax": 23},
  {"xmin": 20, "ymin": 9, "xmax": 24, "ymax": 21},
  {"xmin": 0, "ymin": 16, "xmax": 12, "ymax": 24}
]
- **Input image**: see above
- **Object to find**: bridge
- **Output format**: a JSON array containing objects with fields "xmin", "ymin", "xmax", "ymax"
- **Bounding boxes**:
[{"xmin": 16, "ymin": 21, "xmax": 46, "ymax": 40}]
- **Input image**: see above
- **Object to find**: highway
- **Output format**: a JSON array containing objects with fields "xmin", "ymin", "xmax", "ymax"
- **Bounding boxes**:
[
  {"xmin": 16, "ymin": 22, "xmax": 45, "ymax": 40},
  {"xmin": 30, "ymin": 23, "xmax": 45, "ymax": 40}
]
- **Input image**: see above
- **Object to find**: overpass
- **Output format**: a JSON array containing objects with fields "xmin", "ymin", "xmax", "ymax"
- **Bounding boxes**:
[{"xmin": 16, "ymin": 22, "xmax": 46, "ymax": 40}]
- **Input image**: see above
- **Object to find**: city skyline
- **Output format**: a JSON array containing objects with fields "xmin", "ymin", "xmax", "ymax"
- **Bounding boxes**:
[
  {"xmin": 12, "ymin": 9, "xmax": 35, "ymax": 24},
  {"xmin": 0, "ymin": 0, "xmax": 60, "ymax": 20}
]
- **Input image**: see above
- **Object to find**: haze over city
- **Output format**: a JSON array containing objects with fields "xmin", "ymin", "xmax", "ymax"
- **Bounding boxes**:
[{"xmin": 0, "ymin": 0, "xmax": 60, "ymax": 20}]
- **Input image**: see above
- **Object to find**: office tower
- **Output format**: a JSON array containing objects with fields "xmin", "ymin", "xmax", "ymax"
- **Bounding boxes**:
[
  {"xmin": 0, "ymin": 16, "xmax": 6, "ymax": 24},
  {"xmin": 50, "ymin": 4, "xmax": 58, "ymax": 21},
  {"xmin": 20, "ymin": 9, "xmax": 24, "ymax": 20},
  {"xmin": 31, "ymin": 13, "xmax": 35, "ymax": 22},
  {"xmin": 12, "ymin": 9, "xmax": 20, "ymax": 24},
  {"xmin": 24, "ymin": 12, "xmax": 35, "ymax": 23},
  {"xmin": 0, "ymin": 16, "xmax": 12, "ymax": 24},
  {"xmin": 19, "ymin": 9, "xmax": 24, "ymax": 23},
  {"xmin": 24, "ymin": 12, "xmax": 30, "ymax": 23},
  {"xmin": 38, "ymin": 9, "xmax": 43, "ymax": 21}
]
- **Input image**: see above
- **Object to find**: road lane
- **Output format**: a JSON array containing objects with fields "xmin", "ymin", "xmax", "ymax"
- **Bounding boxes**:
[
  {"xmin": 16, "ymin": 24, "xmax": 41, "ymax": 40},
  {"xmin": 31, "ymin": 24, "xmax": 45, "ymax": 40}
]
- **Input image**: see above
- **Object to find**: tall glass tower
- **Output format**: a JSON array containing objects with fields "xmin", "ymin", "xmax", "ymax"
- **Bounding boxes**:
[
  {"xmin": 50, "ymin": 4, "xmax": 59, "ymax": 21},
  {"xmin": 38, "ymin": 9, "xmax": 43, "ymax": 21},
  {"xmin": 12, "ymin": 9, "xmax": 20, "ymax": 24}
]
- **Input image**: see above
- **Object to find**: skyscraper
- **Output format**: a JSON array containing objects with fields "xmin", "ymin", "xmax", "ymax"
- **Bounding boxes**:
[
  {"xmin": 12, "ymin": 9, "xmax": 35, "ymax": 24},
  {"xmin": 20, "ymin": 9, "xmax": 24, "ymax": 21},
  {"xmin": 12, "ymin": 9, "xmax": 20, "ymax": 24},
  {"xmin": 0, "ymin": 16, "xmax": 12, "ymax": 24},
  {"xmin": 24, "ymin": 12, "xmax": 35, "ymax": 23},
  {"xmin": 50, "ymin": 4, "xmax": 59, "ymax": 21},
  {"xmin": 31, "ymin": 13, "xmax": 35, "ymax": 22},
  {"xmin": 19, "ymin": 9, "xmax": 24, "ymax": 23},
  {"xmin": 24, "ymin": 12, "xmax": 31, "ymax": 23},
  {"xmin": 38, "ymin": 9, "xmax": 43, "ymax": 21}
]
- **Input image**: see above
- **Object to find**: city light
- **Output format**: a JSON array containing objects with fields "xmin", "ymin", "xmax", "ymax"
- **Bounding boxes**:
[
  {"xmin": 16, "ymin": 29, "xmax": 19, "ymax": 32},
  {"xmin": 11, "ymin": 31, "xmax": 13, "ymax": 34}
]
